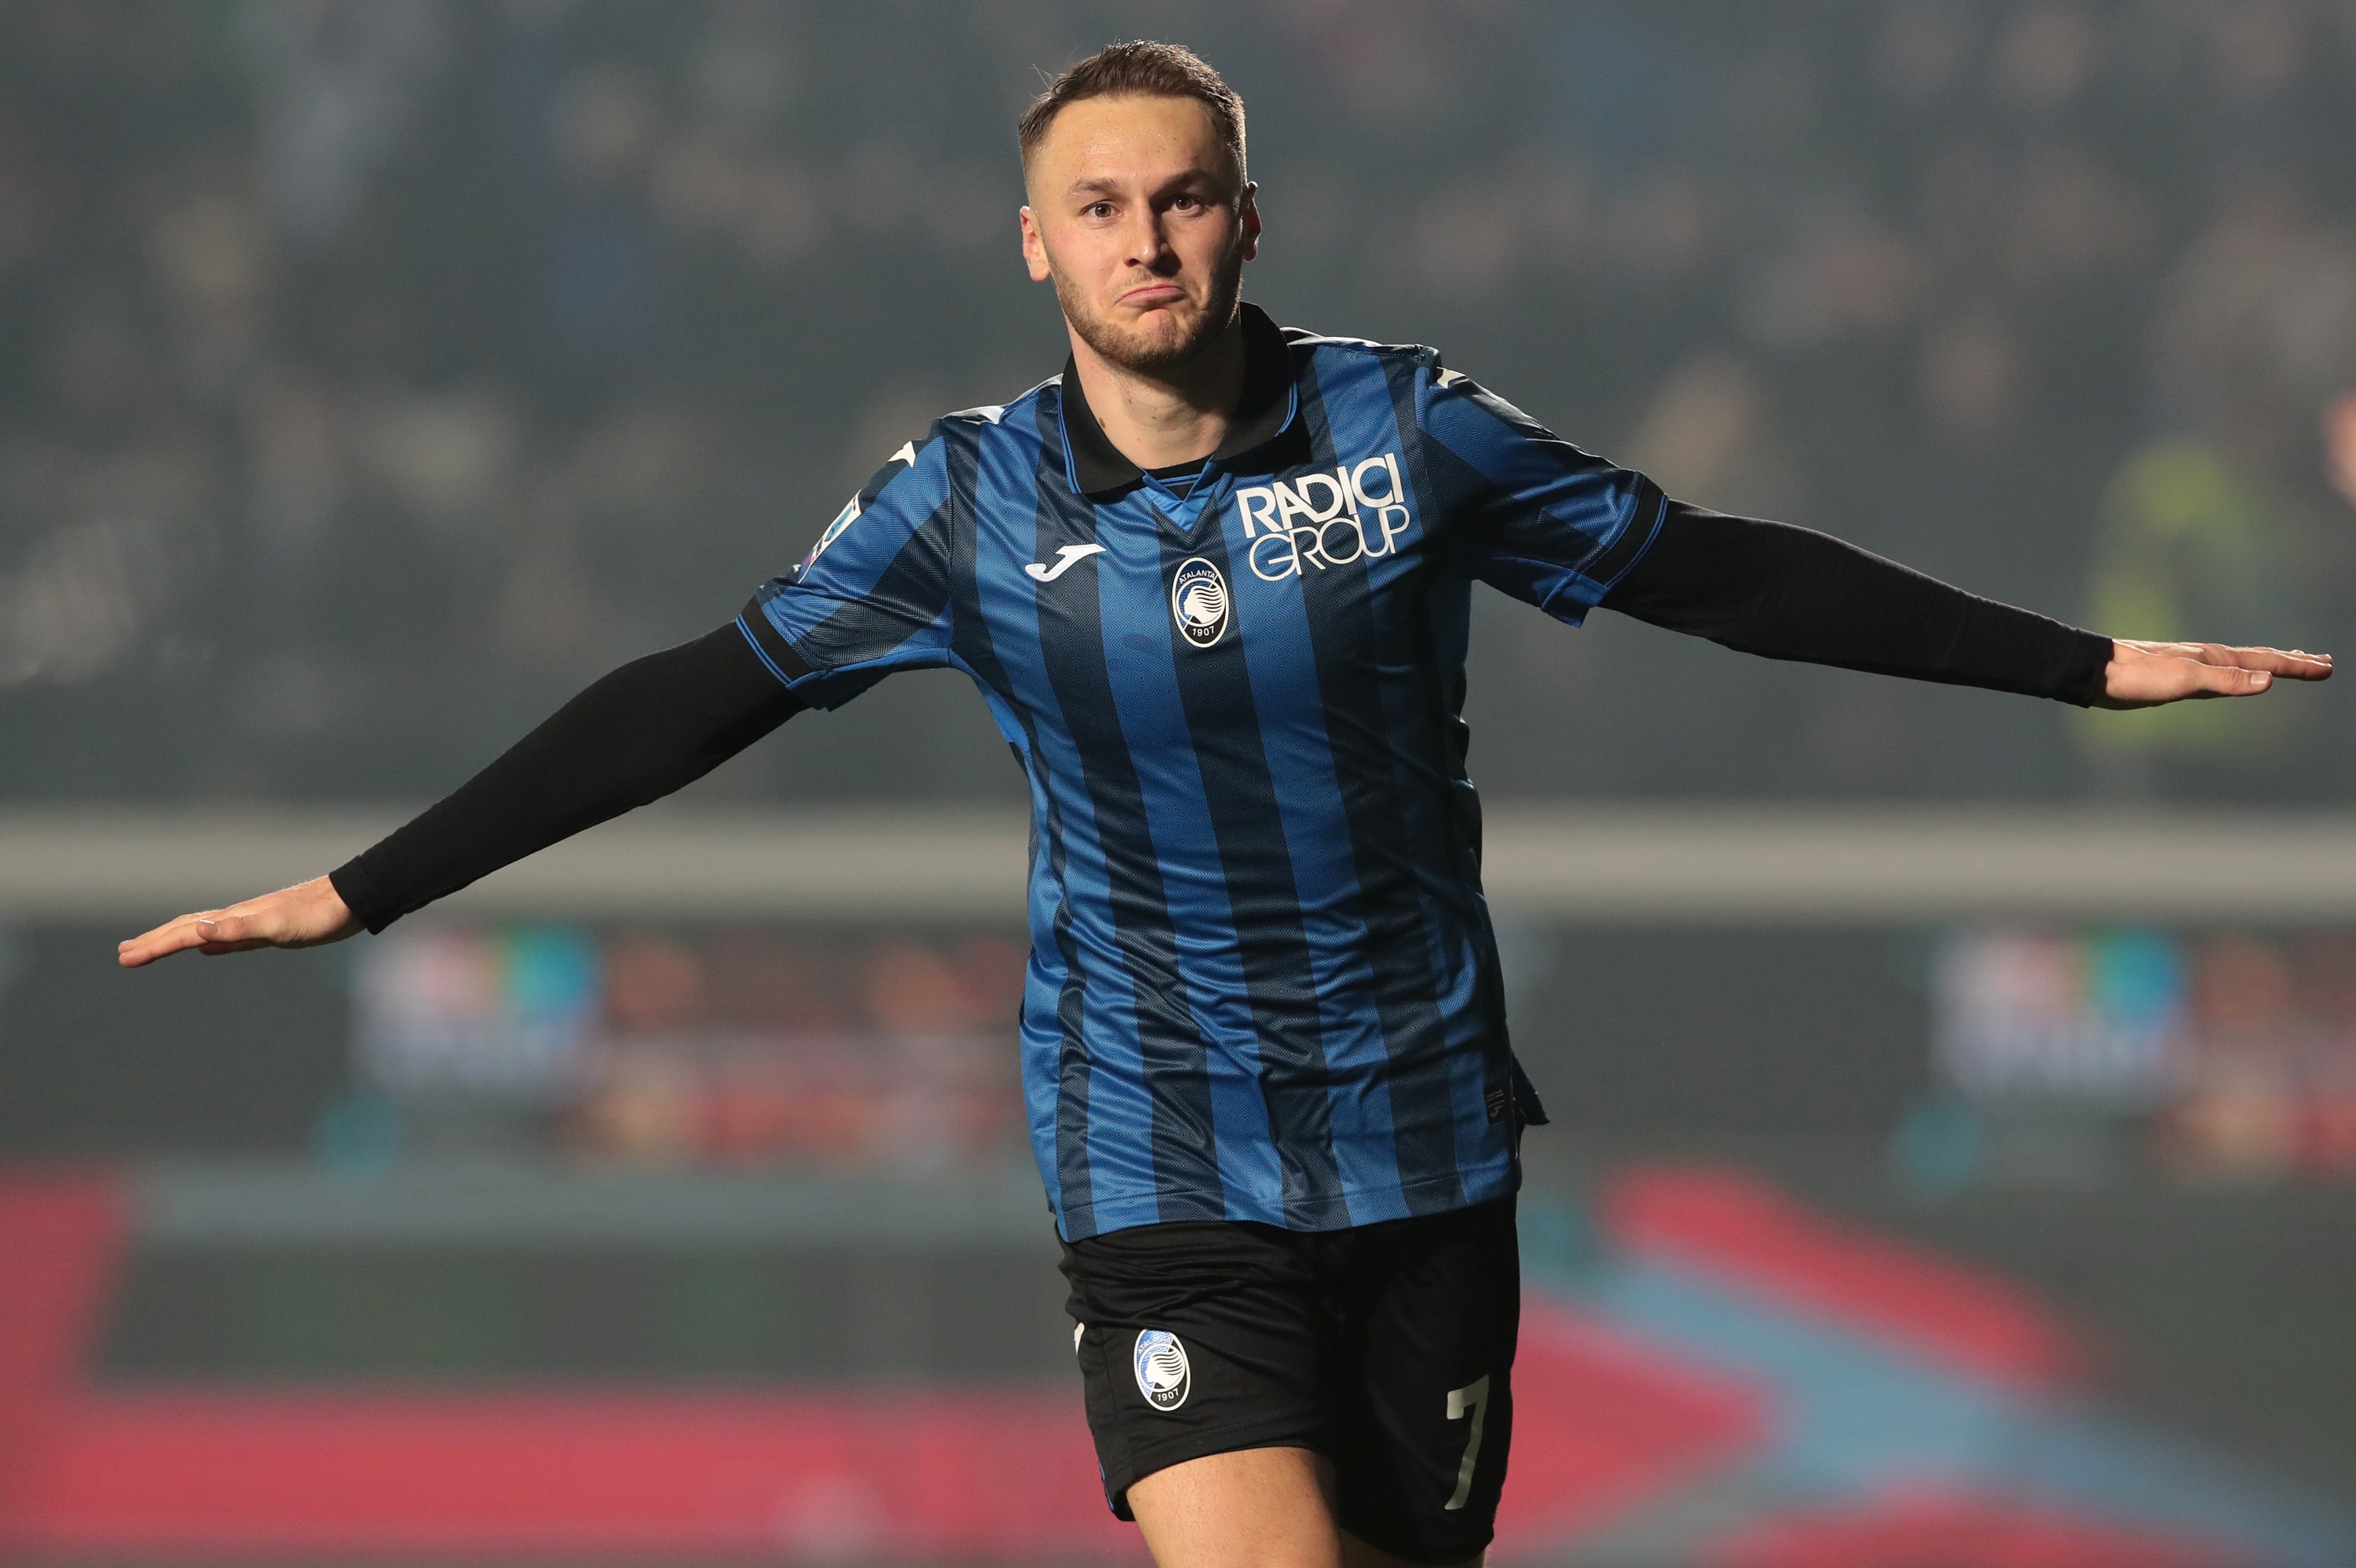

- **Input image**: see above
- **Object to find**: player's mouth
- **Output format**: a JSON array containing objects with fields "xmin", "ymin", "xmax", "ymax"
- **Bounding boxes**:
[{"xmin": 1119, "ymin": 282, "xmax": 1189, "ymax": 311}]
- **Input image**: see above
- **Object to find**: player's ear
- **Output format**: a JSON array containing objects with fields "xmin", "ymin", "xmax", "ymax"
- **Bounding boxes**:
[
  {"xmin": 1238, "ymin": 182, "xmax": 1260, "ymax": 261},
  {"xmin": 1019, "ymin": 205, "xmax": 1052, "ymax": 283}
]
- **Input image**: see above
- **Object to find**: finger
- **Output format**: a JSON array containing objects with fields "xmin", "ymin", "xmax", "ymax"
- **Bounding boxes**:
[
  {"xmin": 2180, "ymin": 643, "xmax": 2331, "ymax": 678},
  {"xmin": 2129, "ymin": 641, "xmax": 2331, "ymax": 674},
  {"xmin": 2109, "ymin": 656, "xmax": 2269, "ymax": 705},
  {"xmin": 116, "ymin": 912, "xmax": 225, "ymax": 967},
  {"xmin": 196, "ymin": 938, "xmax": 280, "ymax": 956},
  {"xmin": 197, "ymin": 910, "xmax": 254, "ymax": 945},
  {"xmin": 2241, "ymin": 646, "xmax": 2332, "ymax": 679},
  {"xmin": 121, "ymin": 911, "xmax": 209, "ymax": 949},
  {"xmin": 2116, "ymin": 639, "xmax": 2206, "ymax": 661},
  {"xmin": 118, "ymin": 905, "xmax": 265, "ymax": 967},
  {"xmin": 2186, "ymin": 660, "xmax": 2273, "ymax": 696}
]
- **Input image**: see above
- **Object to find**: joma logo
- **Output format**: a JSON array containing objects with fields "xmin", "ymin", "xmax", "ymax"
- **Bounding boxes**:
[{"xmin": 1234, "ymin": 454, "xmax": 1414, "ymax": 582}]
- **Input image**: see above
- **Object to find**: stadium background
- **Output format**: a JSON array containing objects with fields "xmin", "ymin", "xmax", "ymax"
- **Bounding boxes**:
[{"xmin": 3, "ymin": 3, "xmax": 2354, "ymax": 1564}]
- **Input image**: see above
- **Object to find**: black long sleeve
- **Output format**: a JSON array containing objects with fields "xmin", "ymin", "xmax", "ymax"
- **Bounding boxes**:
[
  {"xmin": 328, "ymin": 623, "xmax": 803, "ymax": 933},
  {"xmin": 1598, "ymin": 501, "xmax": 2113, "ymax": 704}
]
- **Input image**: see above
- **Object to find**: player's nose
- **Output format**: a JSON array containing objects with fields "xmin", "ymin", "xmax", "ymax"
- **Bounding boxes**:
[{"xmin": 1121, "ymin": 212, "xmax": 1175, "ymax": 269}]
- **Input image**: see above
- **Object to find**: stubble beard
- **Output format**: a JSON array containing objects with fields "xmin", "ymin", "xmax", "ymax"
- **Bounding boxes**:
[{"xmin": 1054, "ymin": 241, "xmax": 1246, "ymax": 376}]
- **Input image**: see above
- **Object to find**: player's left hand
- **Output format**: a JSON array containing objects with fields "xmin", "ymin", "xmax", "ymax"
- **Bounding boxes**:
[{"xmin": 2094, "ymin": 639, "xmax": 2332, "ymax": 709}]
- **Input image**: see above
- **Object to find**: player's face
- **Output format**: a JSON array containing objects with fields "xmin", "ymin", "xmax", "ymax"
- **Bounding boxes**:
[{"xmin": 1020, "ymin": 95, "xmax": 1259, "ymax": 375}]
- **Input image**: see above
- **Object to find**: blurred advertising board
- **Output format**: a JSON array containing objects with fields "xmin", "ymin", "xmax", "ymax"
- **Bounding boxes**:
[
  {"xmin": 1929, "ymin": 926, "xmax": 2356, "ymax": 1185},
  {"xmin": 349, "ymin": 923, "xmax": 1026, "ymax": 1175}
]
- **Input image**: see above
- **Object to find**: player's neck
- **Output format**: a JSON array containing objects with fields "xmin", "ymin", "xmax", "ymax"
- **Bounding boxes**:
[{"xmin": 1066, "ymin": 316, "xmax": 1246, "ymax": 473}]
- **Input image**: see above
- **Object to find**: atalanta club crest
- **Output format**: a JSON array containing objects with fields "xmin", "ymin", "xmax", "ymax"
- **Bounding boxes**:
[
  {"xmin": 1133, "ymin": 1329, "xmax": 1191, "ymax": 1411},
  {"xmin": 1170, "ymin": 557, "xmax": 1229, "ymax": 648}
]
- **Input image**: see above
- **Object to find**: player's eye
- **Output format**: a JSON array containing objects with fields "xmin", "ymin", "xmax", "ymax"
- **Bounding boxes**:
[{"xmin": 1083, "ymin": 201, "xmax": 1114, "ymax": 219}]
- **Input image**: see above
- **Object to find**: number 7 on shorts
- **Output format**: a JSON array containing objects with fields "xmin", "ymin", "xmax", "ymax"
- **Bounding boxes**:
[{"xmin": 1443, "ymin": 1374, "xmax": 1491, "ymax": 1511}]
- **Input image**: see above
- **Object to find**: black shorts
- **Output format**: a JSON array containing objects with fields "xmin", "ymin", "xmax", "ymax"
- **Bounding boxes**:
[{"xmin": 1059, "ymin": 1197, "xmax": 1518, "ymax": 1566}]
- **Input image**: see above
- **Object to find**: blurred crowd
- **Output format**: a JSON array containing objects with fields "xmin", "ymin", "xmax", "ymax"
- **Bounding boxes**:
[{"xmin": 3, "ymin": 0, "xmax": 2354, "ymax": 803}]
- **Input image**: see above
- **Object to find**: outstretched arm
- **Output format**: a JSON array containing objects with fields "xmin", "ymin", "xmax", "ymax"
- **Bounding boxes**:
[
  {"xmin": 1598, "ymin": 501, "xmax": 2331, "ymax": 704},
  {"xmin": 119, "ymin": 623, "xmax": 803, "ymax": 967}
]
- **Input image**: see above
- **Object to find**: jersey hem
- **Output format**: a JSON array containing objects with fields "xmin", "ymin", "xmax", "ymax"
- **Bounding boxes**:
[{"xmin": 1056, "ymin": 1161, "xmax": 1520, "ymax": 1243}]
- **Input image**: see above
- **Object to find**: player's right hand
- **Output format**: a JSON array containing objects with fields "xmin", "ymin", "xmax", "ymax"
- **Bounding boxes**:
[{"xmin": 118, "ymin": 875, "xmax": 363, "ymax": 968}]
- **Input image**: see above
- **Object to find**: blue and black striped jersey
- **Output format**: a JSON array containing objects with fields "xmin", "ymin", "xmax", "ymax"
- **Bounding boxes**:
[{"xmin": 739, "ymin": 305, "xmax": 1665, "ymax": 1241}]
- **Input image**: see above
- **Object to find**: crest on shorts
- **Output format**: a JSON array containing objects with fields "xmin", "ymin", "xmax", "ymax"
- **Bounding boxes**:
[{"xmin": 1133, "ymin": 1329, "xmax": 1191, "ymax": 1412}]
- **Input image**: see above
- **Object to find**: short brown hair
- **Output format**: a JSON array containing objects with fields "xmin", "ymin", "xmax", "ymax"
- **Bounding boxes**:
[{"xmin": 1017, "ymin": 41, "xmax": 1246, "ymax": 184}]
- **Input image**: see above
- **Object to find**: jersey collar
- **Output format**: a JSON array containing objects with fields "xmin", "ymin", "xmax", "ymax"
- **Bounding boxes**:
[{"xmin": 1058, "ymin": 302, "xmax": 1299, "ymax": 498}]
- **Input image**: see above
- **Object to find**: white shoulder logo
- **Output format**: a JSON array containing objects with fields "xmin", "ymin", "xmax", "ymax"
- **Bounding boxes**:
[
  {"xmin": 1026, "ymin": 543, "xmax": 1105, "ymax": 582},
  {"xmin": 799, "ymin": 495, "xmax": 861, "ymax": 572},
  {"xmin": 798, "ymin": 441, "xmax": 922, "ymax": 572}
]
